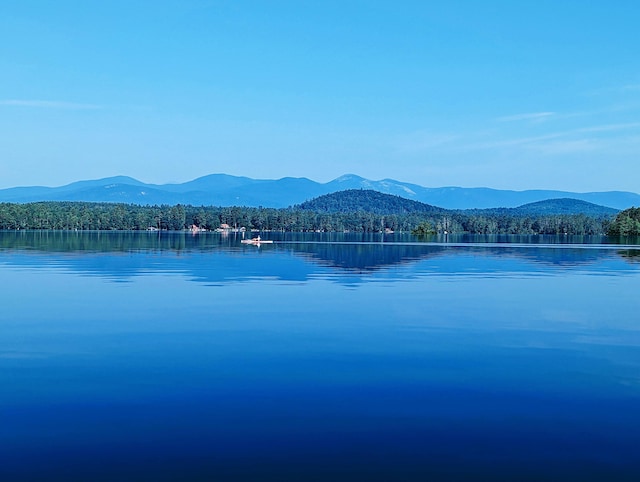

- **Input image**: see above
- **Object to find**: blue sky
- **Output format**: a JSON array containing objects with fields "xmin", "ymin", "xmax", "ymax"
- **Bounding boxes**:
[{"xmin": 1, "ymin": 0, "xmax": 639, "ymax": 192}]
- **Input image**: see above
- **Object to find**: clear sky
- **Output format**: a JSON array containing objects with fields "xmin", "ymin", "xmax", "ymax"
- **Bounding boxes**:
[{"xmin": 1, "ymin": 0, "xmax": 639, "ymax": 192}]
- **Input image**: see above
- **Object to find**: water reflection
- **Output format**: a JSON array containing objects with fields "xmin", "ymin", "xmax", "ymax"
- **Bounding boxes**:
[
  {"xmin": 2, "ymin": 231, "xmax": 640, "ymax": 481},
  {"xmin": 1, "ymin": 231, "xmax": 639, "ymax": 284}
]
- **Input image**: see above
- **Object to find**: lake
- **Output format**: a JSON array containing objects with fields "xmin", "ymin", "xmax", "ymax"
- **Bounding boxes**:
[{"xmin": 1, "ymin": 231, "xmax": 640, "ymax": 481}]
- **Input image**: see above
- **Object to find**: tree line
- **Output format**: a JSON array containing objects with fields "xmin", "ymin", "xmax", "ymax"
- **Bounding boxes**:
[
  {"xmin": 0, "ymin": 201, "xmax": 620, "ymax": 235},
  {"xmin": 606, "ymin": 207, "xmax": 640, "ymax": 236}
]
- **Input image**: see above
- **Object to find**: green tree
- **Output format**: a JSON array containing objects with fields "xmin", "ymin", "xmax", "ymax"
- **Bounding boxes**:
[{"xmin": 412, "ymin": 221, "xmax": 436, "ymax": 236}]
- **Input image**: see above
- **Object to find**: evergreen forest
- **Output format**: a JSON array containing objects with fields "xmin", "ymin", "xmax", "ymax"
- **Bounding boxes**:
[
  {"xmin": 0, "ymin": 196, "xmax": 627, "ymax": 236},
  {"xmin": 606, "ymin": 207, "xmax": 640, "ymax": 236}
]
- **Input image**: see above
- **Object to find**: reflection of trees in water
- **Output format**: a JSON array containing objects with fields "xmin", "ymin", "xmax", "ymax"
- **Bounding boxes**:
[
  {"xmin": 283, "ymin": 243, "xmax": 636, "ymax": 272},
  {"xmin": 0, "ymin": 230, "xmax": 244, "ymax": 253},
  {"xmin": 282, "ymin": 243, "xmax": 441, "ymax": 272},
  {"xmin": 619, "ymin": 249, "xmax": 640, "ymax": 263},
  {"xmin": 489, "ymin": 247, "xmax": 613, "ymax": 268},
  {"xmin": 276, "ymin": 232, "xmax": 640, "ymax": 271},
  {"xmin": 2, "ymin": 231, "xmax": 640, "ymax": 280}
]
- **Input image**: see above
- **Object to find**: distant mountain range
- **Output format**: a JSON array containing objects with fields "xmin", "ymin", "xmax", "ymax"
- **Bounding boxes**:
[{"xmin": 1, "ymin": 173, "xmax": 638, "ymax": 210}]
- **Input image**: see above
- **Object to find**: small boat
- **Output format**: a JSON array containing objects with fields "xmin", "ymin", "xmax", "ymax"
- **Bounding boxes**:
[{"xmin": 241, "ymin": 236, "xmax": 273, "ymax": 245}]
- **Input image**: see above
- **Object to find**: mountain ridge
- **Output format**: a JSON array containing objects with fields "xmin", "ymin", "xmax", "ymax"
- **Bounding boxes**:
[
  {"xmin": 0, "ymin": 174, "xmax": 637, "ymax": 210},
  {"xmin": 298, "ymin": 190, "xmax": 618, "ymax": 217},
  {"xmin": 296, "ymin": 189, "xmax": 446, "ymax": 215}
]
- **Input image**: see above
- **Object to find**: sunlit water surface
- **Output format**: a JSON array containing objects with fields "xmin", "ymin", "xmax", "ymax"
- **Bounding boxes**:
[{"xmin": 1, "ymin": 231, "xmax": 640, "ymax": 481}]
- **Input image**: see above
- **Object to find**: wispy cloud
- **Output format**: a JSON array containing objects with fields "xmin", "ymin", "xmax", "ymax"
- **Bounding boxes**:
[
  {"xmin": 464, "ymin": 122, "xmax": 640, "ymax": 153},
  {"xmin": 575, "ymin": 122, "xmax": 640, "ymax": 133},
  {"xmin": 0, "ymin": 99, "xmax": 102, "ymax": 109},
  {"xmin": 529, "ymin": 139, "xmax": 600, "ymax": 155},
  {"xmin": 496, "ymin": 112, "xmax": 555, "ymax": 122}
]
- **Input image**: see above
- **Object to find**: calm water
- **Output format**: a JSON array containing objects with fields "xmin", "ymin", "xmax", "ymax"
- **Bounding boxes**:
[{"xmin": 1, "ymin": 231, "xmax": 640, "ymax": 481}]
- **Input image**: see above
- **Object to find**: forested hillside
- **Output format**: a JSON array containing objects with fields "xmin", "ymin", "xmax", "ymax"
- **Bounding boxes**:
[
  {"xmin": 296, "ymin": 189, "xmax": 444, "ymax": 214},
  {"xmin": 505, "ymin": 198, "xmax": 617, "ymax": 216}
]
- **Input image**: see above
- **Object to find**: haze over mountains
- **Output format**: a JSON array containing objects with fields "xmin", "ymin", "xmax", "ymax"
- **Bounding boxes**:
[{"xmin": 1, "ymin": 174, "xmax": 638, "ymax": 210}]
